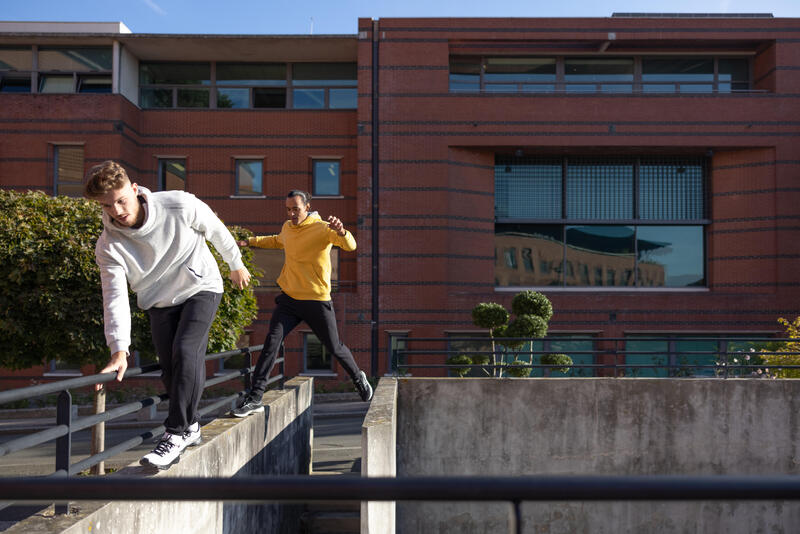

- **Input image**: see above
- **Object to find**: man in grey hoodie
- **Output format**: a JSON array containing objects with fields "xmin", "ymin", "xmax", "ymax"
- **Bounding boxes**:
[{"xmin": 85, "ymin": 160, "xmax": 251, "ymax": 470}]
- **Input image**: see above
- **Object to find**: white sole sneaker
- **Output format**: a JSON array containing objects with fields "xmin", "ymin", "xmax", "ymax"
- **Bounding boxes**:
[{"xmin": 139, "ymin": 432, "xmax": 184, "ymax": 470}]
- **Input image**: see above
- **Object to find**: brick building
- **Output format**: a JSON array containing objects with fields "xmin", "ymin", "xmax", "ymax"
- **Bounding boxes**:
[{"xmin": 1, "ymin": 15, "xmax": 798, "ymax": 383}]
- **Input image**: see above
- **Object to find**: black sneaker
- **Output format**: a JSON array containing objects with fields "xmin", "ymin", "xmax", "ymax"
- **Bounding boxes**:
[
  {"xmin": 354, "ymin": 371, "xmax": 373, "ymax": 402},
  {"xmin": 231, "ymin": 393, "xmax": 264, "ymax": 418}
]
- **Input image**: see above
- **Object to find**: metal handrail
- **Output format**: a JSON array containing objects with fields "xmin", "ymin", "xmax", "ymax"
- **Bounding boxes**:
[
  {"xmin": 5, "ymin": 474, "xmax": 800, "ymax": 534},
  {"xmin": 0, "ymin": 343, "xmax": 283, "ymax": 484}
]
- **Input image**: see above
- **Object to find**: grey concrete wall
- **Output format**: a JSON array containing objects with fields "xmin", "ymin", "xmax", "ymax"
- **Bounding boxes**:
[
  {"xmin": 361, "ymin": 377, "xmax": 397, "ymax": 534},
  {"xmin": 396, "ymin": 378, "xmax": 800, "ymax": 534},
  {"xmin": 8, "ymin": 377, "xmax": 313, "ymax": 534}
]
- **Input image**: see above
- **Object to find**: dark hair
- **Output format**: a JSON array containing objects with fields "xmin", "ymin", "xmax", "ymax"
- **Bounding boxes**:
[{"xmin": 287, "ymin": 190, "xmax": 311, "ymax": 205}]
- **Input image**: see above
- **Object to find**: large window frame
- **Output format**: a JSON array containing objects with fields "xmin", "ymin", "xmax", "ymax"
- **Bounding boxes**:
[
  {"xmin": 450, "ymin": 55, "xmax": 752, "ymax": 94},
  {"xmin": 495, "ymin": 155, "xmax": 709, "ymax": 290},
  {"xmin": 139, "ymin": 61, "xmax": 357, "ymax": 110},
  {"xmin": 0, "ymin": 46, "xmax": 112, "ymax": 94},
  {"xmin": 53, "ymin": 144, "xmax": 85, "ymax": 197},
  {"xmin": 157, "ymin": 158, "xmax": 186, "ymax": 191}
]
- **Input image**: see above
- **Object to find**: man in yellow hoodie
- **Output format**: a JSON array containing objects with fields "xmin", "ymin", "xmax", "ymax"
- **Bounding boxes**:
[{"xmin": 232, "ymin": 190, "xmax": 372, "ymax": 416}]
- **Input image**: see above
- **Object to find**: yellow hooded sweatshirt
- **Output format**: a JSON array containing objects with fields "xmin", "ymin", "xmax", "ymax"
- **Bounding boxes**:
[{"xmin": 248, "ymin": 212, "xmax": 356, "ymax": 301}]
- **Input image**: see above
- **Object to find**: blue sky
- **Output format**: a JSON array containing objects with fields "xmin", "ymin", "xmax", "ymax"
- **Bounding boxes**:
[{"xmin": 3, "ymin": 0, "xmax": 799, "ymax": 35}]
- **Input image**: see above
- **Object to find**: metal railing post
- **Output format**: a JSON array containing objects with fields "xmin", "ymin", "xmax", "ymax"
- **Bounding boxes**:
[
  {"xmin": 509, "ymin": 500, "xmax": 522, "ymax": 534},
  {"xmin": 243, "ymin": 349, "xmax": 252, "ymax": 392},
  {"xmin": 54, "ymin": 390, "xmax": 72, "ymax": 514},
  {"xmin": 279, "ymin": 342, "xmax": 285, "ymax": 389}
]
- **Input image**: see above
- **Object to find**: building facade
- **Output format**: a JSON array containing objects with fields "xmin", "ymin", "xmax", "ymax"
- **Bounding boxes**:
[{"xmin": 1, "ymin": 15, "xmax": 798, "ymax": 382}]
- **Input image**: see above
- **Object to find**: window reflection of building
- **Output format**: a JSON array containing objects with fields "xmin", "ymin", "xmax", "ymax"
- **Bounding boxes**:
[{"xmin": 495, "ymin": 229, "xmax": 667, "ymax": 287}]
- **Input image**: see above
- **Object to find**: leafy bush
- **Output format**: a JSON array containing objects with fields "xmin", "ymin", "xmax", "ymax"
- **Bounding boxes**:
[
  {"xmin": 0, "ymin": 190, "xmax": 260, "ymax": 371},
  {"xmin": 446, "ymin": 354, "xmax": 474, "ymax": 377},
  {"xmin": 506, "ymin": 359, "xmax": 531, "ymax": 378},
  {"xmin": 511, "ymin": 290, "xmax": 553, "ymax": 322},
  {"xmin": 541, "ymin": 353, "xmax": 573, "ymax": 374},
  {"xmin": 472, "ymin": 303, "xmax": 509, "ymax": 329},
  {"xmin": 760, "ymin": 317, "xmax": 800, "ymax": 378}
]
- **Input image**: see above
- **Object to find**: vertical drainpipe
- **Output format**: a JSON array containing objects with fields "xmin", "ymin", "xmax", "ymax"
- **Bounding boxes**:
[
  {"xmin": 370, "ymin": 19, "xmax": 380, "ymax": 377},
  {"xmin": 112, "ymin": 40, "xmax": 120, "ymax": 94}
]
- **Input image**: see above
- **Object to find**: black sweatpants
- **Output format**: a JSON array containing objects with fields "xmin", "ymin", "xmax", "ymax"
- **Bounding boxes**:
[
  {"xmin": 251, "ymin": 292, "xmax": 360, "ymax": 396},
  {"xmin": 147, "ymin": 291, "xmax": 222, "ymax": 435}
]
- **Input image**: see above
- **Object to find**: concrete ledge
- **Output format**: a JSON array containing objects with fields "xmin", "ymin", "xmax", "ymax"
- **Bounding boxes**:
[
  {"xmin": 6, "ymin": 377, "xmax": 313, "ymax": 534},
  {"xmin": 361, "ymin": 377, "xmax": 397, "ymax": 534}
]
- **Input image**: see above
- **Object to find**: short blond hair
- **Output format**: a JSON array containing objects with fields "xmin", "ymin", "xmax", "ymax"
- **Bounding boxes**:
[{"xmin": 84, "ymin": 161, "xmax": 130, "ymax": 199}]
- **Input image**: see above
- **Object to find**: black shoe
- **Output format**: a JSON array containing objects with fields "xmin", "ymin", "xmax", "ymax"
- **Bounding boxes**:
[
  {"xmin": 354, "ymin": 371, "xmax": 373, "ymax": 402},
  {"xmin": 231, "ymin": 393, "xmax": 264, "ymax": 418}
]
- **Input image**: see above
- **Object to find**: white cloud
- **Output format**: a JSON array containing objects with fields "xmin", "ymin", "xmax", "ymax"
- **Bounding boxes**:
[{"xmin": 142, "ymin": 0, "xmax": 167, "ymax": 16}]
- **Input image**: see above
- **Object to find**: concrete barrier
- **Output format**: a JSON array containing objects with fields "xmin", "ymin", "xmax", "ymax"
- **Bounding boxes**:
[
  {"xmin": 7, "ymin": 376, "xmax": 313, "ymax": 534},
  {"xmin": 395, "ymin": 378, "xmax": 800, "ymax": 534},
  {"xmin": 361, "ymin": 377, "xmax": 397, "ymax": 534}
]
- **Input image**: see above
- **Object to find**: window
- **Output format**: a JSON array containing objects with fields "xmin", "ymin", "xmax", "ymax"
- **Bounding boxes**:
[
  {"xmin": 292, "ymin": 63, "xmax": 357, "ymax": 109},
  {"xmin": 450, "ymin": 56, "xmax": 750, "ymax": 94},
  {"xmin": 140, "ymin": 62, "xmax": 211, "ymax": 108},
  {"xmin": 524, "ymin": 335, "xmax": 595, "ymax": 377},
  {"xmin": 3, "ymin": 47, "xmax": 113, "ymax": 94},
  {"xmin": 387, "ymin": 332, "xmax": 410, "ymax": 375},
  {"xmin": 158, "ymin": 159, "xmax": 186, "ymax": 191},
  {"xmin": 216, "ymin": 63, "xmax": 286, "ymax": 109},
  {"xmin": 304, "ymin": 333, "xmax": 334, "ymax": 373},
  {"xmin": 235, "ymin": 159, "xmax": 263, "ymax": 196},
  {"xmin": 495, "ymin": 156, "xmax": 707, "ymax": 288},
  {"xmin": 54, "ymin": 145, "xmax": 84, "ymax": 197},
  {"xmin": 446, "ymin": 332, "xmax": 493, "ymax": 377},
  {"xmin": 312, "ymin": 160, "xmax": 340, "ymax": 196},
  {"xmin": 624, "ymin": 335, "xmax": 766, "ymax": 378}
]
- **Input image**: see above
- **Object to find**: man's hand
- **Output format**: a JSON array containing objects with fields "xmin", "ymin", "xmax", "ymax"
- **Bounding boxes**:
[
  {"xmin": 230, "ymin": 268, "xmax": 251, "ymax": 290},
  {"xmin": 236, "ymin": 240, "xmax": 249, "ymax": 247},
  {"xmin": 327, "ymin": 215, "xmax": 347, "ymax": 237},
  {"xmin": 96, "ymin": 351, "xmax": 128, "ymax": 391}
]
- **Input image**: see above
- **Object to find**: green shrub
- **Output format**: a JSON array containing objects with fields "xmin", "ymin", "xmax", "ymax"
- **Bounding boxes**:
[
  {"xmin": 0, "ymin": 190, "xmax": 260, "ymax": 371},
  {"xmin": 511, "ymin": 290, "xmax": 553, "ymax": 322},
  {"xmin": 472, "ymin": 302, "xmax": 509, "ymax": 329},
  {"xmin": 506, "ymin": 359, "xmax": 531, "ymax": 378},
  {"xmin": 541, "ymin": 353, "xmax": 573, "ymax": 374},
  {"xmin": 446, "ymin": 354, "xmax": 474, "ymax": 377}
]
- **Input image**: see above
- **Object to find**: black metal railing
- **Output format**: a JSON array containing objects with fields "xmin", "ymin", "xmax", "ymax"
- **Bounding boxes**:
[
  {"xmin": 0, "ymin": 343, "xmax": 283, "ymax": 513},
  {"xmin": 393, "ymin": 336, "xmax": 799, "ymax": 378},
  {"xmin": 4, "ymin": 474, "xmax": 800, "ymax": 534}
]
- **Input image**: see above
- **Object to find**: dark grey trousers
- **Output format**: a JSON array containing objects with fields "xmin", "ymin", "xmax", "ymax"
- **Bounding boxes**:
[
  {"xmin": 251, "ymin": 292, "xmax": 360, "ymax": 396},
  {"xmin": 147, "ymin": 291, "xmax": 221, "ymax": 435}
]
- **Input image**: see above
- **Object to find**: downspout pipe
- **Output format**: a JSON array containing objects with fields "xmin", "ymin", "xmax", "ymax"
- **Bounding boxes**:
[{"xmin": 370, "ymin": 19, "xmax": 380, "ymax": 377}]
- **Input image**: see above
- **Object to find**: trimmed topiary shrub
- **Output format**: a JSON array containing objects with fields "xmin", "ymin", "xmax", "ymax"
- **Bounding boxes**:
[{"xmin": 541, "ymin": 353, "xmax": 573, "ymax": 374}]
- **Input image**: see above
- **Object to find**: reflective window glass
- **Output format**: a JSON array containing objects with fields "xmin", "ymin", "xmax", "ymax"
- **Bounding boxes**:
[
  {"xmin": 140, "ymin": 63, "xmax": 210, "ymax": 85},
  {"xmin": 0, "ymin": 76, "xmax": 31, "ymax": 93},
  {"xmin": 495, "ymin": 224, "xmax": 563, "ymax": 287},
  {"xmin": 55, "ymin": 145, "xmax": 84, "ymax": 197},
  {"xmin": 216, "ymin": 63, "xmax": 286, "ymax": 86},
  {"xmin": 78, "ymin": 75, "xmax": 111, "ymax": 93},
  {"xmin": 565, "ymin": 58, "xmax": 634, "ymax": 82},
  {"xmin": 388, "ymin": 333, "xmax": 409, "ymax": 374},
  {"xmin": 217, "ymin": 88, "xmax": 249, "ymax": 108},
  {"xmin": 642, "ymin": 58, "xmax": 713, "ymax": 82},
  {"xmin": 624, "ymin": 338, "xmax": 669, "ymax": 377},
  {"xmin": 254, "ymin": 87, "xmax": 286, "ymax": 108},
  {"xmin": 159, "ymin": 159, "xmax": 186, "ymax": 191},
  {"xmin": 177, "ymin": 88, "xmax": 209, "ymax": 108},
  {"xmin": 293, "ymin": 88, "xmax": 325, "ymax": 108},
  {"xmin": 329, "ymin": 88, "xmax": 357, "ymax": 109},
  {"xmin": 39, "ymin": 75, "xmax": 73, "ymax": 93},
  {"xmin": 313, "ymin": 160, "xmax": 340, "ymax": 196},
  {"xmin": 526, "ymin": 336, "xmax": 595, "ymax": 377},
  {"xmin": 639, "ymin": 159, "xmax": 704, "ymax": 220},
  {"xmin": 449, "ymin": 57, "xmax": 480, "ymax": 92},
  {"xmin": 485, "ymin": 57, "xmax": 556, "ymax": 83},
  {"xmin": 293, "ymin": 63, "xmax": 356, "ymax": 86},
  {"xmin": 495, "ymin": 159, "xmax": 562, "ymax": 219},
  {"xmin": 39, "ymin": 48, "xmax": 112, "ymax": 71},
  {"xmin": 565, "ymin": 226, "xmax": 635, "ymax": 287},
  {"xmin": 0, "ymin": 48, "xmax": 32, "ymax": 71},
  {"xmin": 236, "ymin": 160, "xmax": 263, "ymax": 196},
  {"xmin": 719, "ymin": 58, "xmax": 750, "ymax": 91},
  {"xmin": 141, "ymin": 88, "xmax": 172, "ymax": 108},
  {"xmin": 304, "ymin": 333, "xmax": 333, "ymax": 372},
  {"xmin": 636, "ymin": 226, "xmax": 704, "ymax": 287},
  {"xmin": 566, "ymin": 161, "xmax": 634, "ymax": 219}
]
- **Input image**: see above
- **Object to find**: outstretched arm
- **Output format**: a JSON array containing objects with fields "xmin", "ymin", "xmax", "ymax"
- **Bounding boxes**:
[{"xmin": 326, "ymin": 215, "xmax": 356, "ymax": 251}]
